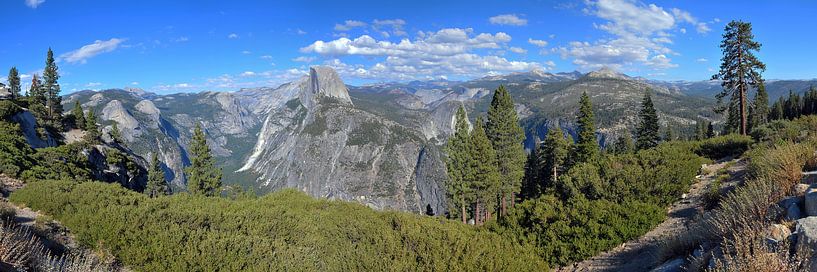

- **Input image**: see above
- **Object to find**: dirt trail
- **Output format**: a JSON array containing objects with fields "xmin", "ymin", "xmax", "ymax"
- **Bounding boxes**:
[{"xmin": 556, "ymin": 159, "xmax": 745, "ymax": 272}]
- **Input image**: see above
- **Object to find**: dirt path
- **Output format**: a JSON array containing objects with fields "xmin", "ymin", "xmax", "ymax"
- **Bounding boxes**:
[{"xmin": 556, "ymin": 159, "xmax": 745, "ymax": 272}]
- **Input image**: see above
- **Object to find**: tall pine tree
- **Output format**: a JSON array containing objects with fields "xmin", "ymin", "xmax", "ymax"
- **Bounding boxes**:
[
  {"xmin": 84, "ymin": 108, "xmax": 100, "ymax": 143},
  {"xmin": 42, "ymin": 48, "xmax": 63, "ymax": 131},
  {"xmin": 444, "ymin": 106, "xmax": 473, "ymax": 223},
  {"xmin": 71, "ymin": 101, "xmax": 86, "ymax": 130},
  {"xmin": 29, "ymin": 74, "xmax": 47, "ymax": 119},
  {"xmin": 146, "ymin": 153, "xmax": 170, "ymax": 198},
  {"xmin": 185, "ymin": 123, "xmax": 223, "ymax": 197},
  {"xmin": 748, "ymin": 82, "xmax": 769, "ymax": 132},
  {"xmin": 636, "ymin": 91, "xmax": 660, "ymax": 150},
  {"xmin": 521, "ymin": 141, "xmax": 542, "ymax": 200},
  {"xmin": 573, "ymin": 92, "xmax": 598, "ymax": 164},
  {"xmin": 7, "ymin": 67, "xmax": 20, "ymax": 99},
  {"xmin": 712, "ymin": 20, "xmax": 766, "ymax": 135},
  {"xmin": 485, "ymin": 85, "xmax": 526, "ymax": 216},
  {"xmin": 469, "ymin": 116, "xmax": 500, "ymax": 224},
  {"xmin": 539, "ymin": 126, "xmax": 571, "ymax": 190}
]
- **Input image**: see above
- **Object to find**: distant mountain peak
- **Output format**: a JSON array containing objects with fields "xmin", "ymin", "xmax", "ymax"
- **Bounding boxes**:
[
  {"xmin": 584, "ymin": 67, "xmax": 630, "ymax": 80},
  {"xmin": 303, "ymin": 66, "xmax": 352, "ymax": 105}
]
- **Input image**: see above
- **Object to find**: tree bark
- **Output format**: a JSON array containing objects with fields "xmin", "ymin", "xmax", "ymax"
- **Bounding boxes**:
[
  {"xmin": 500, "ymin": 193, "xmax": 506, "ymax": 217},
  {"xmin": 461, "ymin": 192, "xmax": 466, "ymax": 224},
  {"xmin": 475, "ymin": 200, "xmax": 481, "ymax": 225}
]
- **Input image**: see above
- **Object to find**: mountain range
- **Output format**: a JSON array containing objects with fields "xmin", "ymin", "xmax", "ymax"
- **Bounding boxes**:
[{"xmin": 62, "ymin": 67, "xmax": 817, "ymax": 213}]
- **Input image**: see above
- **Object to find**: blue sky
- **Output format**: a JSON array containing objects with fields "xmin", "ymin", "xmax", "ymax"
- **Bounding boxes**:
[{"xmin": 1, "ymin": 0, "xmax": 816, "ymax": 94}]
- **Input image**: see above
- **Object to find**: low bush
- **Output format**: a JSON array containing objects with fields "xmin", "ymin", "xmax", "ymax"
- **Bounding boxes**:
[
  {"xmin": 0, "ymin": 122, "xmax": 34, "ymax": 178},
  {"xmin": 694, "ymin": 134, "xmax": 754, "ymax": 160},
  {"xmin": 10, "ymin": 180, "xmax": 547, "ymax": 271},
  {"xmin": 0, "ymin": 100, "xmax": 22, "ymax": 120}
]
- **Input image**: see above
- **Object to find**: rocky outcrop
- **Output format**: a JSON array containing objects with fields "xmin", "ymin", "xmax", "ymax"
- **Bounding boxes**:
[
  {"xmin": 101, "ymin": 100, "xmax": 141, "ymax": 142},
  {"xmin": 10, "ymin": 111, "xmax": 57, "ymax": 148},
  {"xmin": 804, "ymin": 185, "xmax": 817, "ymax": 216}
]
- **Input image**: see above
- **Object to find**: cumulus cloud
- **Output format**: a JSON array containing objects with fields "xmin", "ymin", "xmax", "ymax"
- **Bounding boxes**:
[
  {"xmin": 334, "ymin": 20, "xmax": 367, "ymax": 31},
  {"xmin": 528, "ymin": 38, "xmax": 548, "ymax": 47},
  {"xmin": 86, "ymin": 82, "xmax": 102, "ymax": 87},
  {"xmin": 301, "ymin": 28, "xmax": 542, "ymax": 80},
  {"xmin": 260, "ymin": 55, "xmax": 273, "ymax": 60},
  {"xmin": 292, "ymin": 56, "xmax": 316, "ymax": 62},
  {"xmin": 60, "ymin": 38, "xmax": 125, "ymax": 64},
  {"xmin": 25, "ymin": 0, "xmax": 44, "ymax": 8},
  {"xmin": 489, "ymin": 14, "xmax": 527, "ymax": 26},
  {"xmin": 509, "ymin": 47, "xmax": 527, "ymax": 54},
  {"xmin": 559, "ymin": 0, "xmax": 709, "ymax": 71},
  {"xmin": 227, "ymin": 33, "xmax": 239, "ymax": 39},
  {"xmin": 696, "ymin": 58, "xmax": 708, "ymax": 62},
  {"xmin": 373, "ymin": 19, "xmax": 407, "ymax": 37}
]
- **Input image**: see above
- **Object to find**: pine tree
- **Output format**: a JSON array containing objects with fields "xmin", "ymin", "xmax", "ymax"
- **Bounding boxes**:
[
  {"xmin": 610, "ymin": 132, "xmax": 634, "ymax": 154},
  {"xmin": 485, "ymin": 85, "xmax": 526, "ymax": 216},
  {"xmin": 695, "ymin": 120, "xmax": 707, "ymax": 140},
  {"xmin": 469, "ymin": 116, "xmax": 501, "ymax": 224},
  {"xmin": 635, "ymin": 91, "xmax": 660, "ymax": 150},
  {"xmin": 539, "ymin": 126, "xmax": 571, "ymax": 190},
  {"xmin": 146, "ymin": 153, "xmax": 170, "ymax": 198},
  {"xmin": 706, "ymin": 122, "xmax": 715, "ymax": 138},
  {"xmin": 573, "ymin": 92, "xmax": 598, "ymax": 164},
  {"xmin": 663, "ymin": 126, "xmax": 674, "ymax": 142},
  {"xmin": 444, "ymin": 106, "xmax": 473, "ymax": 223},
  {"xmin": 29, "ymin": 74, "xmax": 47, "ymax": 118},
  {"xmin": 712, "ymin": 20, "xmax": 766, "ymax": 135},
  {"xmin": 7, "ymin": 67, "xmax": 20, "ymax": 99},
  {"xmin": 42, "ymin": 48, "xmax": 63, "ymax": 131},
  {"xmin": 110, "ymin": 122, "xmax": 122, "ymax": 143},
  {"xmin": 71, "ymin": 101, "xmax": 86, "ymax": 130},
  {"xmin": 748, "ymin": 82, "xmax": 769, "ymax": 132},
  {"xmin": 771, "ymin": 97, "xmax": 784, "ymax": 121},
  {"xmin": 185, "ymin": 123, "xmax": 223, "ymax": 197},
  {"xmin": 84, "ymin": 108, "xmax": 100, "ymax": 143},
  {"xmin": 521, "ymin": 143, "xmax": 542, "ymax": 200}
]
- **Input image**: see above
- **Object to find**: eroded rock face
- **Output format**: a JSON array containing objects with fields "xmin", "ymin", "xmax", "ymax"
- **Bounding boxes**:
[
  {"xmin": 804, "ymin": 185, "xmax": 817, "ymax": 216},
  {"xmin": 101, "ymin": 100, "xmax": 141, "ymax": 142}
]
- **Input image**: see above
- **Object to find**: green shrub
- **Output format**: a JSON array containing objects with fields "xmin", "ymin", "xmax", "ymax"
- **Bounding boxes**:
[
  {"xmin": 10, "ymin": 180, "xmax": 547, "ymax": 271},
  {"xmin": 0, "ymin": 100, "xmax": 22, "ymax": 120},
  {"xmin": 0, "ymin": 122, "xmax": 34, "ymax": 178},
  {"xmin": 694, "ymin": 134, "xmax": 754, "ymax": 159}
]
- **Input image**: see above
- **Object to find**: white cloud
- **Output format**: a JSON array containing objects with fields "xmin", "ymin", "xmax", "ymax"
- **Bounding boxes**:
[
  {"xmin": 241, "ymin": 71, "xmax": 256, "ymax": 77},
  {"xmin": 297, "ymin": 29, "xmax": 307, "ymax": 35},
  {"xmin": 301, "ymin": 28, "xmax": 541, "ymax": 80},
  {"xmin": 175, "ymin": 36, "xmax": 189, "ymax": 42},
  {"xmin": 560, "ymin": 0, "xmax": 709, "ymax": 71},
  {"xmin": 489, "ymin": 14, "xmax": 528, "ymax": 26},
  {"xmin": 292, "ymin": 56, "xmax": 316, "ymax": 62},
  {"xmin": 60, "ymin": 38, "xmax": 125, "ymax": 64},
  {"xmin": 25, "ymin": 0, "xmax": 44, "ymax": 8},
  {"xmin": 260, "ymin": 55, "xmax": 273, "ymax": 60},
  {"xmin": 528, "ymin": 38, "xmax": 548, "ymax": 47},
  {"xmin": 131, "ymin": 82, "xmax": 139, "ymax": 85},
  {"xmin": 241, "ymin": 50, "xmax": 252, "ymax": 55},
  {"xmin": 334, "ymin": 20, "xmax": 367, "ymax": 31},
  {"xmin": 227, "ymin": 33, "xmax": 239, "ymax": 39},
  {"xmin": 509, "ymin": 47, "xmax": 527, "ymax": 54},
  {"xmin": 373, "ymin": 19, "xmax": 407, "ymax": 37},
  {"xmin": 696, "ymin": 58, "xmax": 708, "ymax": 62}
]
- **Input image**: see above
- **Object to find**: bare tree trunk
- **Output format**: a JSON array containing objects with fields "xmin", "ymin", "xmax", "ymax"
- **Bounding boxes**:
[
  {"xmin": 474, "ymin": 199, "xmax": 482, "ymax": 226},
  {"xmin": 500, "ymin": 193, "xmax": 506, "ymax": 217},
  {"xmin": 461, "ymin": 193, "xmax": 466, "ymax": 224},
  {"xmin": 511, "ymin": 193, "xmax": 516, "ymax": 208}
]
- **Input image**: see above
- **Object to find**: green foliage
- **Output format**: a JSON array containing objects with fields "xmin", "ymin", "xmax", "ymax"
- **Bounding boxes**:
[
  {"xmin": 347, "ymin": 121, "xmax": 384, "ymax": 146},
  {"xmin": 7, "ymin": 67, "xmax": 21, "ymax": 99},
  {"xmin": 285, "ymin": 98, "xmax": 301, "ymax": 110},
  {"xmin": 10, "ymin": 181, "xmax": 548, "ymax": 271},
  {"xmin": 538, "ymin": 127, "xmax": 571, "ymax": 190},
  {"xmin": 573, "ymin": 92, "xmax": 599, "ymax": 164},
  {"xmin": 500, "ymin": 141, "xmax": 707, "ymax": 266},
  {"xmin": 146, "ymin": 153, "xmax": 170, "ymax": 198},
  {"xmin": 751, "ymin": 115, "xmax": 817, "ymax": 144},
  {"xmin": 302, "ymin": 112, "xmax": 328, "ymax": 136},
  {"xmin": 712, "ymin": 20, "xmax": 766, "ymax": 135},
  {"xmin": 185, "ymin": 123, "xmax": 222, "ymax": 196},
  {"xmin": 20, "ymin": 143, "xmax": 92, "ymax": 182},
  {"xmin": 609, "ymin": 132, "xmax": 634, "ymax": 154},
  {"xmin": 84, "ymin": 108, "xmax": 100, "ymax": 143},
  {"xmin": 486, "ymin": 85, "xmax": 526, "ymax": 204},
  {"xmin": 469, "ymin": 116, "xmax": 501, "ymax": 221},
  {"xmin": 109, "ymin": 122, "xmax": 122, "ymax": 143},
  {"xmin": 748, "ymin": 83, "xmax": 769, "ymax": 132},
  {"xmin": 693, "ymin": 134, "xmax": 754, "ymax": 159},
  {"xmin": 42, "ymin": 48, "xmax": 63, "ymax": 132},
  {"xmin": 71, "ymin": 100, "xmax": 85, "ymax": 130},
  {"xmin": 636, "ymin": 91, "xmax": 661, "ymax": 150},
  {"xmin": 0, "ymin": 100, "xmax": 22, "ymax": 120},
  {"xmin": 444, "ymin": 107, "xmax": 473, "ymax": 222},
  {"xmin": 0, "ymin": 122, "xmax": 34, "ymax": 178}
]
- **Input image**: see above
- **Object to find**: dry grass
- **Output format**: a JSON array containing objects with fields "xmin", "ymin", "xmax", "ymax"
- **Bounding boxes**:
[
  {"xmin": 0, "ymin": 222, "xmax": 113, "ymax": 271},
  {"xmin": 709, "ymin": 227, "xmax": 811, "ymax": 272},
  {"xmin": 747, "ymin": 142, "xmax": 815, "ymax": 200}
]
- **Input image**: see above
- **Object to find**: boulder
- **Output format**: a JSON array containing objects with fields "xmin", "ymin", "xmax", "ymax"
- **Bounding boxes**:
[
  {"xmin": 796, "ymin": 183, "xmax": 810, "ymax": 196},
  {"xmin": 788, "ymin": 203, "xmax": 804, "ymax": 221},
  {"xmin": 805, "ymin": 186, "xmax": 817, "ymax": 216},
  {"xmin": 796, "ymin": 217, "xmax": 817, "ymax": 250},
  {"xmin": 651, "ymin": 258, "xmax": 684, "ymax": 272},
  {"xmin": 766, "ymin": 224, "xmax": 792, "ymax": 249}
]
